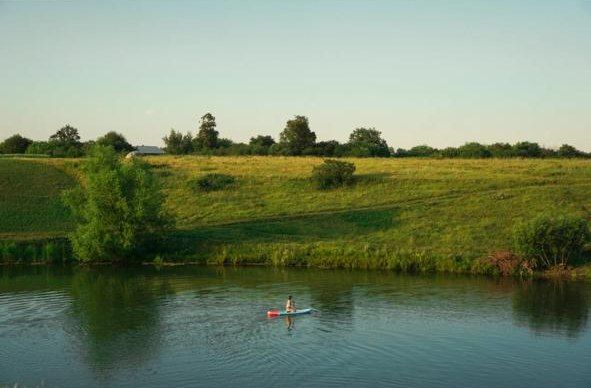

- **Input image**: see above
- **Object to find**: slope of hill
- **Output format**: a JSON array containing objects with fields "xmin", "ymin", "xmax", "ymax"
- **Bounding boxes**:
[{"xmin": 1, "ymin": 156, "xmax": 590, "ymax": 270}]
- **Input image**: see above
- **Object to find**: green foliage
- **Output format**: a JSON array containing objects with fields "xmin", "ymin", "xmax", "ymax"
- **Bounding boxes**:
[
  {"xmin": 348, "ymin": 128, "xmax": 390, "ymax": 157},
  {"xmin": 557, "ymin": 144, "xmax": 582, "ymax": 158},
  {"xmin": 279, "ymin": 115, "xmax": 316, "ymax": 155},
  {"xmin": 194, "ymin": 173, "xmax": 236, "ymax": 191},
  {"xmin": 0, "ymin": 134, "xmax": 33, "ymax": 154},
  {"xmin": 514, "ymin": 213, "xmax": 590, "ymax": 268},
  {"xmin": 26, "ymin": 141, "xmax": 53, "ymax": 155},
  {"xmin": 512, "ymin": 141, "xmax": 542, "ymax": 158},
  {"xmin": 457, "ymin": 142, "xmax": 492, "ymax": 158},
  {"xmin": 62, "ymin": 146, "xmax": 169, "ymax": 262},
  {"xmin": 488, "ymin": 142, "xmax": 514, "ymax": 158},
  {"xmin": 50, "ymin": 124, "xmax": 81, "ymax": 144},
  {"xmin": 163, "ymin": 129, "xmax": 194, "ymax": 154},
  {"xmin": 0, "ymin": 239, "xmax": 71, "ymax": 264},
  {"xmin": 249, "ymin": 135, "xmax": 275, "ymax": 155},
  {"xmin": 194, "ymin": 113, "xmax": 219, "ymax": 150},
  {"xmin": 311, "ymin": 159, "xmax": 356, "ymax": 189},
  {"xmin": 396, "ymin": 145, "xmax": 438, "ymax": 157},
  {"xmin": 96, "ymin": 131, "xmax": 134, "ymax": 153}
]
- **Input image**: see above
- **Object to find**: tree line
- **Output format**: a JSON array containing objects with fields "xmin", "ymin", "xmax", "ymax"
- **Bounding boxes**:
[{"xmin": 2, "ymin": 113, "xmax": 589, "ymax": 158}]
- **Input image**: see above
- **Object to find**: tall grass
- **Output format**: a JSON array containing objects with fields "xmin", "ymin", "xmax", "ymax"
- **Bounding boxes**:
[{"xmin": 0, "ymin": 239, "xmax": 72, "ymax": 264}]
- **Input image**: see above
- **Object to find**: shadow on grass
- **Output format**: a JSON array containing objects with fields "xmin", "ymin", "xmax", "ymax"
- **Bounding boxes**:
[
  {"xmin": 354, "ymin": 172, "xmax": 391, "ymax": 186},
  {"xmin": 161, "ymin": 207, "xmax": 399, "ymax": 258}
]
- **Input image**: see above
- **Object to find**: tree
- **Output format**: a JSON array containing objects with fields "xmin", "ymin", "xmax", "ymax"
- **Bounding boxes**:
[
  {"xmin": 249, "ymin": 135, "xmax": 276, "ymax": 155},
  {"xmin": 163, "ymin": 129, "xmax": 193, "ymax": 154},
  {"xmin": 457, "ymin": 142, "xmax": 491, "ymax": 158},
  {"xmin": 488, "ymin": 142, "xmax": 513, "ymax": 158},
  {"xmin": 279, "ymin": 115, "xmax": 316, "ymax": 155},
  {"xmin": 408, "ymin": 145, "xmax": 437, "ymax": 157},
  {"xmin": 50, "ymin": 124, "xmax": 81, "ymax": 144},
  {"xmin": 313, "ymin": 140, "xmax": 342, "ymax": 157},
  {"xmin": 249, "ymin": 135, "xmax": 275, "ymax": 148},
  {"xmin": 63, "ymin": 146, "xmax": 169, "ymax": 262},
  {"xmin": 96, "ymin": 131, "xmax": 134, "ymax": 153},
  {"xmin": 348, "ymin": 128, "xmax": 390, "ymax": 157},
  {"xmin": 0, "ymin": 134, "xmax": 32, "ymax": 154},
  {"xmin": 47, "ymin": 124, "xmax": 84, "ymax": 157},
  {"xmin": 557, "ymin": 144, "xmax": 582, "ymax": 158},
  {"xmin": 194, "ymin": 113, "xmax": 218, "ymax": 150},
  {"xmin": 512, "ymin": 141, "xmax": 542, "ymax": 158}
]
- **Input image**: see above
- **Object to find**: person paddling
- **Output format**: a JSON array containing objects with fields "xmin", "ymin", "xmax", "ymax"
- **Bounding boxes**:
[{"xmin": 285, "ymin": 295, "xmax": 296, "ymax": 313}]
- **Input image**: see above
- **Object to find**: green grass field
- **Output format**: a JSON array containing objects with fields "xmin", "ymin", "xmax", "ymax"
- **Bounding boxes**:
[{"xmin": 1, "ymin": 156, "xmax": 590, "ymax": 270}]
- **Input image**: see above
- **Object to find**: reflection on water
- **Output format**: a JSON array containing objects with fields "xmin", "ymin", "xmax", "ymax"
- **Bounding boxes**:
[
  {"xmin": 1, "ymin": 266, "xmax": 590, "ymax": 388},
  {"xmin": 513, "ymin": 280, "xmax": 589, "ymax": 338},
  {"xmin": 66, "ymin": 270, "xmax": 172, "ymax": 376}
]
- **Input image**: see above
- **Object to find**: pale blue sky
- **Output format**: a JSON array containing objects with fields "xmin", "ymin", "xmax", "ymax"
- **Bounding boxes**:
[{"xmin": 1, "ymin": 0, "xmax": 590, "ymax": 150}]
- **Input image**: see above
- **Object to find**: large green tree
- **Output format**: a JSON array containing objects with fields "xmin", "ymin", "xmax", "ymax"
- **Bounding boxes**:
[
  {"xmin": 348, "ymin": 127, "xmax": 390, "ymax": 157},
  {"xmin": 0, "ymin": 134, "xmax": 33, "ymax": 154},
  {"xmin": 96, "ymin": 131, "xmax": 134, "ymax": 153},
  {"xmin": 194, "ymin": 113, "xmax": 219, "ymax": 150},
  {"xmin": 63, "ymin": 146, "xmax": 169, "ymax": 262},
  {"xmin": 279, "ymin": 115, "xmax": 316, "ymax": 155}
]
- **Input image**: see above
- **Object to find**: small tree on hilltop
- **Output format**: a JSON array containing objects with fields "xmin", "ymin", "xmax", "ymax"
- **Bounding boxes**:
[
  {"xmin": 48, "ymin": 124, "xmax": 84, "ymax": 157},
  {"xmin": 279, "ymin": 115, "xmax": 316, "ymax": 155},
  {"xmin": 194, "ymin": 113, "xmax": 219, "ymax": 150},
  {"xmin": 0, "ymin": 134, "xmax": 33, "ymax": 154},
  {"xmin": 50, "ymin": 124, "xmax": 81, "ymax": 145},
  {"xmin": 63, "ymin": 145, "xmax": 170, "ymax": 262}
]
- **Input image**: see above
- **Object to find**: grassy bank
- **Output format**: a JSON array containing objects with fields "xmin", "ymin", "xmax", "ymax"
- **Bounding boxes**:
[{"xmin": 1, "ymin": 156, "xmax": 590, "ymax": 273}]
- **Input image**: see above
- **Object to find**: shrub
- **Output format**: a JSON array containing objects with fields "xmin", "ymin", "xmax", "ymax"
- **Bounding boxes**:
[
  {"xmin": 0, "ymin": 134, "xmax": 33, "ymax": 154},
  {"xmin": 63, "ymin": 145, "xmax": 170, "ymax": 262},
  {"xmin": 514, "ymin": 214, "xmax": 590, "ymax": 269},
  {"xmin": 481, "ymin": 251, "xmax": 533, "ymax": 277},
  {"xmin": 311, "ymin": 159, "xmax": 356, "ymax": 189},
  {"xmin": 194, "ymin": 173, "xmax": 236, "ymax": 191}
]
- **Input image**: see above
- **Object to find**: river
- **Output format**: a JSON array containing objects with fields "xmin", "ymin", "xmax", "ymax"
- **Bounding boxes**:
[{"xmin": 1, "ymin": 266, "xmax": 590, "ymax": 387}]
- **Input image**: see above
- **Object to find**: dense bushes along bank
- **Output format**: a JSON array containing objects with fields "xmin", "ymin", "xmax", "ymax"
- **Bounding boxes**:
[{"xmin": 2, "ymin": 113, "xmax": 590, "ymax": 158}]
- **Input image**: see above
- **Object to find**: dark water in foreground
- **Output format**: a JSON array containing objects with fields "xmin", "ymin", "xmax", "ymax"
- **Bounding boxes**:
[{"xmin": 1, "ymin": 266, "xmax": 590, "ymax": 387}]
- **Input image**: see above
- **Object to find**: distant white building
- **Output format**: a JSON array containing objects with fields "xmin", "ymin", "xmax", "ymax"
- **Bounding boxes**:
[{"xmin": 126, "ymin": 146, "xmax": 165, "ymax": 158}]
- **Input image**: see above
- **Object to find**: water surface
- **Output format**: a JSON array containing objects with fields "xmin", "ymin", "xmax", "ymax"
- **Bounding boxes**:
[{"xmin": 1, "ymin": 266, "xmax": 590, "ymax": 387}]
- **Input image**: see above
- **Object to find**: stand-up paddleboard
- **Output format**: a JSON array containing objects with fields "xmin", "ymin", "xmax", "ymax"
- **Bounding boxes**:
[{"xmin": 267, "ymin": 308, "xmax": 314, "ymax": 317}]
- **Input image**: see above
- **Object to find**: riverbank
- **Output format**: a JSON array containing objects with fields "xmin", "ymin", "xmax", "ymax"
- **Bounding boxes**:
[{"xmin": 1, "ymin": 156, "xmax": 590, "ymax": 274}]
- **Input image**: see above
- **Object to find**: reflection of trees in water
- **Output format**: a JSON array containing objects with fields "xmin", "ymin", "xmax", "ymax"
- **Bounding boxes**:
[
  {"xmin": 66, "ymin": 269, "xmax": 171, "ymax": 377},
  {"xmin": 512, "ymin": 280, "xmax": 590, "ymax": 338}
]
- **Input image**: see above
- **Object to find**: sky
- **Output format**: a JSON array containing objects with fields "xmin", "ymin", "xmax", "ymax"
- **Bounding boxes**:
[{"xmin": 1, "ymin": 0, "xmax": 590, "ymax": 150}]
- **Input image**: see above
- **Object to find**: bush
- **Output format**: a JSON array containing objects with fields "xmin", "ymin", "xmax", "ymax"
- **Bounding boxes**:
[
  {"xmin": 311, "ymin": 159, "xmax": 356, "ymax": 189},
  {"xmin": 514, "ymin": 213, "xmax": 590, "ymax": 269},
  {"xmin": 63, "ymin": 146, "xmax": 170, "ymax": 262},
  {"xmin": 480, "ymin": 251, "xmax": 534, "ymax": 277},
  {"xmin": 194, "ymin": 173, "xmax": 236, "ymax": 191}
]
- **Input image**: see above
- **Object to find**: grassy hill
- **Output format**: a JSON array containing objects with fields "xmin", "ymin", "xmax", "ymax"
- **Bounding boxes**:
[
  {"xmin": 0, "ymin": 158, "xmax": 76, "ymax": 240},
  {"xmin": 1, "ymin": 156, "xmax": 590, "ymax": 270}
]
